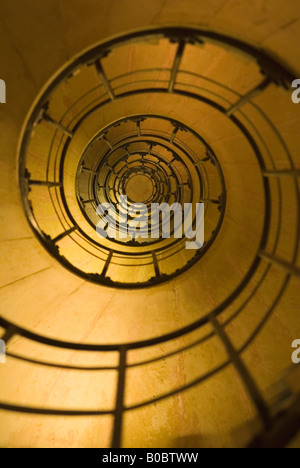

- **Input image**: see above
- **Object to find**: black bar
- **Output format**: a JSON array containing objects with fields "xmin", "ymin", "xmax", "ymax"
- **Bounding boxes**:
[
  {"xmin": 101, "ymin": 250, "xmax": 113, "ymax": 278},
  {"xmin": 80, "ymin": 166, "xmax": 97, "ymax": 175},
  {"xmin": 152, "ymin": 252, "xmax": 161, "ymax": 277},
  {"xmin": 111, "ymin": 347, "xmax": 127, "ymax": 448},
  {"xmin": 1, "ymin": 326, "xmax": 17, "ymax": 344},
  {"xmin": 106, "ymin": 163, "xmax": 116, "ymax": 174},
  {"xmin": 170, "ymin": 127, "xmax": 179, "ymax": 143},
  {"xmin": 43, "ymin": 114, "xmax": 74, "ymax": 137},
  {"xmin": 199, "ymin": 198, "xmax": 220, "ymax": 204},
  {"xmin": 259, "ymin": 251, "xmax": 300, "ymax": 277},
  {"xmin": 226, "ymin": 78, "xmax": 271, "ymax": 116},
  {"xmin": 210, "ymin": 313, "xmax": 272, "ymax": 428},
  {"xmin": 167, "ymin": 158, "xmax": 176, "ymax": 167},
  {"xmin": 82, "ymin": 199, "xmax": 97, "ymax": 205},
  {"xmin": 194, "ymin": 157, "xmax": 210, "ymax": 166},
  {"xmin": 95, "ymin": 59, "xmax": 115, "ymax": 100},
  {"xmin": 53, "ymin": 226, "xmax": 77, "ymax": 244},
  {"xmin": 168, "ymin": 41, "xmax": 185, "ymax": 93},
  {"xmin": 102, "ymin": 135, "xmax": 113, "ymax": 149},
  {"xmin": 29, "ymin": 180, "xmax": 62, "ymax": 187}
]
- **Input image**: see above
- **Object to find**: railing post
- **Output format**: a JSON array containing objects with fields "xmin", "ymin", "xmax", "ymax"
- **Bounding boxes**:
[{"xmin": 111, "ymin": 347, "xmax": 127, "ymax": 448}]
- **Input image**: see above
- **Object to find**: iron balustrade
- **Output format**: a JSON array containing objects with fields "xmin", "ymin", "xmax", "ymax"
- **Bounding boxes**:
[{"xmin": 4, "ymin": 26, "xmax": 299, "ymax": 447}]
